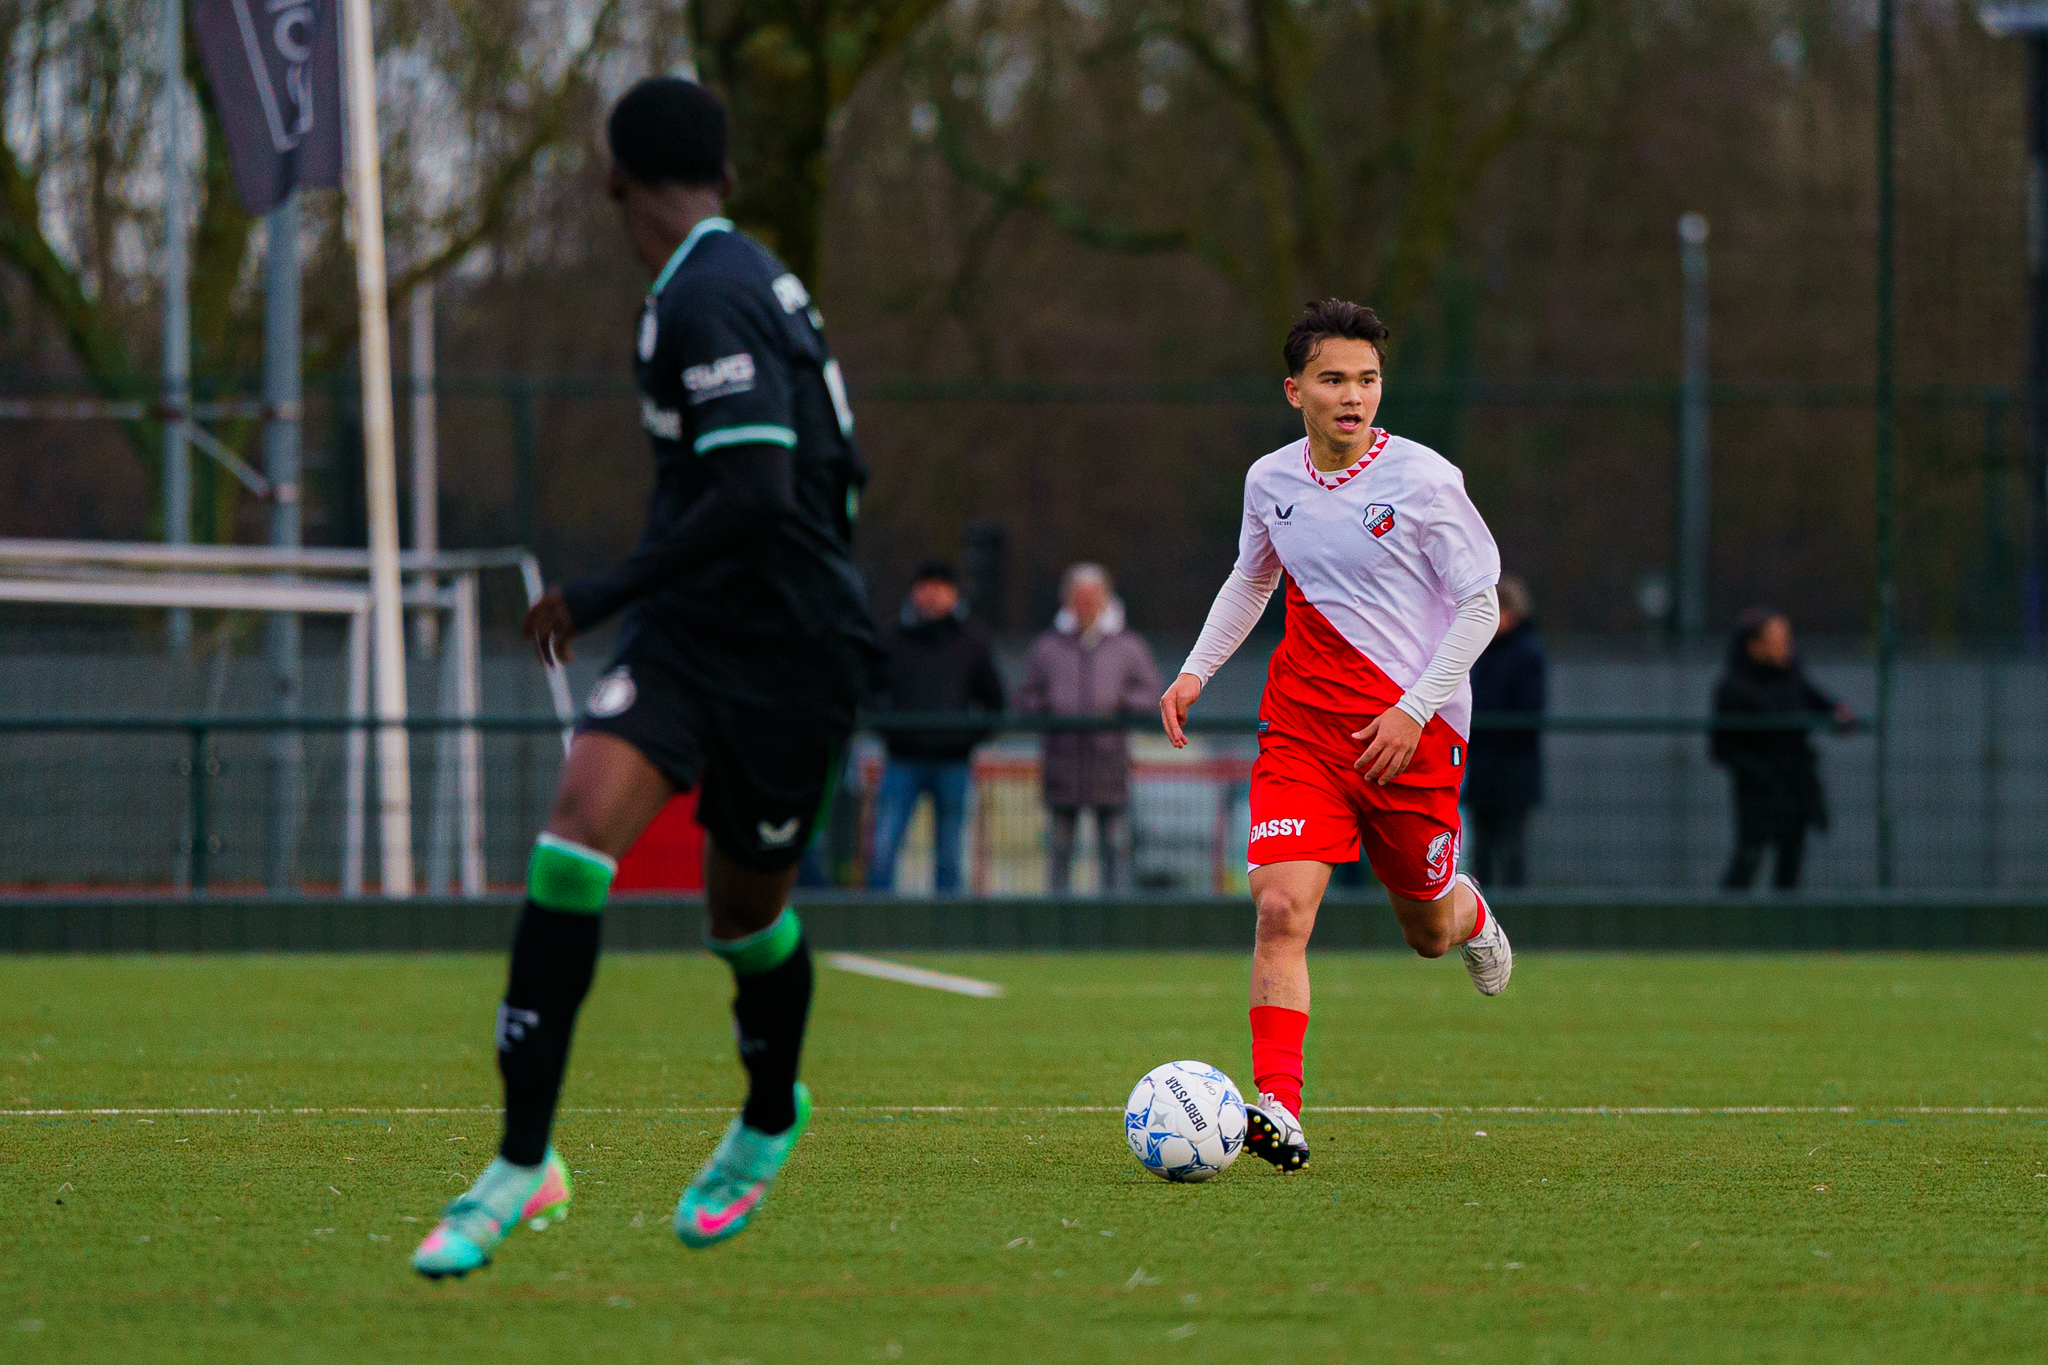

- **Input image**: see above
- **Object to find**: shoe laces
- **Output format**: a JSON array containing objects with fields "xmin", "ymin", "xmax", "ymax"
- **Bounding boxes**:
[{"xmin": 436, "ymin": 1196, "xmax": 505, "ymax": 1246}]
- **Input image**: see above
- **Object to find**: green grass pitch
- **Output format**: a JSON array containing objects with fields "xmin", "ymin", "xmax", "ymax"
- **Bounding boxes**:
[{"xmin": 3, "ymin": 950, "xmax": 2044, "ymax": 1363}]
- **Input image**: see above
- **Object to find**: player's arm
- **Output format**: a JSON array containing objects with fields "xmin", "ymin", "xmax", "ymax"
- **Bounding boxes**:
[
  {"xmin": 524, "ymin": 442, "xmax": 797, "ymax": 662},
  {"xmin": 1161, "ymin": 567, "xmax": 1282, "ymax": 748},
  {"xmin": 1353, "ymin": 586, "xmax": 1499, "ymax": 783},
  {"xmin": 1162, "ymin": 482, "xmax": 1283, "ymax": 748},
  {"xmin": 525, "ymin": 286, "xmax": 797, "ymax": 664},
  {"xmin": 1354, "ymin": 477, "xmax": 1503, "ymax": 783}
]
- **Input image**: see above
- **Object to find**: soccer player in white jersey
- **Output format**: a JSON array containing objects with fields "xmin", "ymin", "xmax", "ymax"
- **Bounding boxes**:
[{"xmin": 1159, "ymin": 299, "xmax": 1512, "ymax": 1173}]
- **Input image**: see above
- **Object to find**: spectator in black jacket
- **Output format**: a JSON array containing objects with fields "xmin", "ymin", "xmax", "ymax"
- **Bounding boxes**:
[
  {"xmin": 1712, "ymin": 607, "xmax": 1855, "ymax": 891},
  {"xmin": 1464, "ymin": 574, "xmax": 1546, "ymax": 886},
  {"xmin": 867, "ymin": 562, "xmax": 1007, "ymax": 892}
]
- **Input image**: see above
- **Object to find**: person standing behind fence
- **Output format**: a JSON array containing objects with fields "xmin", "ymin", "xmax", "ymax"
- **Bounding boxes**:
[
  {"xmin": 1464, "ymin": 574, "xmax": 1545, "ymax": 886},
  {"xmin": 1017, "ymin": 563, "xmax": 1161, "ymax": 895},
  {"xmin": 867, "ymin": 561, "xmax": 1006, "ymax": 893},
  {"xmin": 1711, "ymin": 607, "xmax": 1855, "ymax": 891}
]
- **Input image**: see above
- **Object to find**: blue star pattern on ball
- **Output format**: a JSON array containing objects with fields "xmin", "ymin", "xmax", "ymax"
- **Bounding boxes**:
[{"xmin": 1122, "ymin": 1060, "xmax": 1248, "ymax": 1183}]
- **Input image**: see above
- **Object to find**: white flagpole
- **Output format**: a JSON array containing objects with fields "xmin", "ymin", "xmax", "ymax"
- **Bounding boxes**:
[{"xmin": 340, "ymin": 0, "xmax": 414, "ymax": 895}]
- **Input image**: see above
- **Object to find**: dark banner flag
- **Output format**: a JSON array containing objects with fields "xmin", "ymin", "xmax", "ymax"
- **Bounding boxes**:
[{"xmin": 192, "ymin": 0, "xmax": 344, "ymax": 214}]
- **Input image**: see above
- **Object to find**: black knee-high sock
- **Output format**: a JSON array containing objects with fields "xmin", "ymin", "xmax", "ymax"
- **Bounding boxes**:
[
  {"xmin": 497, "ymin": 901, "xmax": 602, "ymax": 1164},
  {"xmin": 732, "ymin": 937, "xmax": 814, "ymax": 1134}
]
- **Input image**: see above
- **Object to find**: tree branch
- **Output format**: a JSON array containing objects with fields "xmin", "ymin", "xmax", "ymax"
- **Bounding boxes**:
[
  {"xmin": 935, "ymin": 116, "xmax": 1195, "ymax": 256},
  {"xmin": 314, "ymin": 0, "xmax": 628, "ymax": 361},
  {"xmin": 0, "ymin": 127, "xmax": 157, "ymax": 464}
]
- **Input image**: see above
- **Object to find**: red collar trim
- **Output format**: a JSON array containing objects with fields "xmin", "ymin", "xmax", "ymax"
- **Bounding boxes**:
[{"xmin": 1302, "ymin": 430, "xmax": 1390, "ymax": 490}]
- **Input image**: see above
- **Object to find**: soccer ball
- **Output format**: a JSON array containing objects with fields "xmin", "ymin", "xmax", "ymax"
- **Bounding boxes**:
[{"xmin": 1123, "ymin": 1060, "xmax": 1247, "ymax": 1182}]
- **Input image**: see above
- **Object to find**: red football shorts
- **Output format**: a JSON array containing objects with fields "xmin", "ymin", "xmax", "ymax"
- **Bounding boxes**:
[{"xmin": 1247, "ymin": 727, "xmax": 1462, "ymax": 901}]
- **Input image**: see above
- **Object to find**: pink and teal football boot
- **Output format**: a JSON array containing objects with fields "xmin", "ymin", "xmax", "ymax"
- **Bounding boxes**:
[
  {"xmin": 674, "ymin": 1084, "xmax": 812, "ymax": 1249},
  {"xmin": 411, "ymin": 1148, "xmax": 572, "ymax": 1279}
]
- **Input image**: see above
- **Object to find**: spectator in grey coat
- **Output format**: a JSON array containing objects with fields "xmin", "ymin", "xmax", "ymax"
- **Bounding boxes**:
[
  {"xmin": 1464, "ymin": 574, "xmax": 1546, "ymax": 886},
  {"xmin": 1017, "ymin": 563, "xmax": 1162, "ymax": 894}
]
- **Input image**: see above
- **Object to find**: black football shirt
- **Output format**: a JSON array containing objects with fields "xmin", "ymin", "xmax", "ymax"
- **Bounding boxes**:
[{"xmin": 560, "ymin": 218, "xmax": 880, "ymax": 709}]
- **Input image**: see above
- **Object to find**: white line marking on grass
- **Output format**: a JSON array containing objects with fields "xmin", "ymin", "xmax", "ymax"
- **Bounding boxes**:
[
  {"xmin": 825, "ymin": 952, "xmax": 1005, "ymax": 998},
  {"xmin": 7, "ymin": 1104, "xmax": 2048, "ymax": 1118}
]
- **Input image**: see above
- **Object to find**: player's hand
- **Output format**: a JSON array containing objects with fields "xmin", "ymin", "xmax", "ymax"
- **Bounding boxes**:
[
  {"xmin": 1351, "ymin": 707, "xmax": 1423, "ymax": 785},
  {"xmin": 1160, "ymin": 673, "xmax": 1204, "ymax": 749},
  {"xmin": 523, "ymin": 588, "xmax": 577, "ymax": 667}
]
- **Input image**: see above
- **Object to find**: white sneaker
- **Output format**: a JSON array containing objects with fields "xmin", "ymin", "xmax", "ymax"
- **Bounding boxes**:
[
  {"xmin": 1245, "ymin": 1093, "xmax": 1310, "ymax": 1172},
  {"xmin": 1458, "ymin": 873, "xmax": 1512, "ymax": 996}
]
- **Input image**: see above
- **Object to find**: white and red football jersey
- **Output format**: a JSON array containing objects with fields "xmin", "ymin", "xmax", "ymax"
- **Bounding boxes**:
[{"xmin": 1237, "ymin": 430, "xmax": 1500, "ymax": 782}]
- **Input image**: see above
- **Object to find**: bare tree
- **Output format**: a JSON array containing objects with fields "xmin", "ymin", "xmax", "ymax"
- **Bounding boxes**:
[
  {"xmin": 924, "ymin": 0, "xmax": 1600, "ymax": 344},
  {"xmin": 0, "ymin": 0, "xmax": 624, "ymax": 530},
  {"xmin": 692, "ymin": 0, "xmax": 953, "ymax": 286}
]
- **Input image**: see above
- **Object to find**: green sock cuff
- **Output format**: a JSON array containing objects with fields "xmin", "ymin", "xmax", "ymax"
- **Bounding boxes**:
[
  {"xmin": 527, "ymin": 833, "xmax": 616, "ymax": 914},
  {"xmin": 706, "ymin": 908, "xmax": 802, "ymax": 975}
]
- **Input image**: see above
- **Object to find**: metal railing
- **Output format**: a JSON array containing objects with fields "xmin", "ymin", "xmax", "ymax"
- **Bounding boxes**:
[{"xmin": 9, "ymin": 707, "xmax": 2014, "ymax": 900}]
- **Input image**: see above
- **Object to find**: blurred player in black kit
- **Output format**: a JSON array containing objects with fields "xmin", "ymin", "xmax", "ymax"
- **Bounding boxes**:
[{"xmin": 414, "ymin": 76, "xmax": 880, "ymax": 1279}]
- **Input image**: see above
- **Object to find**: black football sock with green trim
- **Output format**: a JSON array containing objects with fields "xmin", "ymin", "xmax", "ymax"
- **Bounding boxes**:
[
  {"xmin": 707, "ymin": 908, "xmax": 813, "ymax": 1135},
  {"xmin": 496, "ymin": 834, "xmax": 614, "ymax": 1165}
]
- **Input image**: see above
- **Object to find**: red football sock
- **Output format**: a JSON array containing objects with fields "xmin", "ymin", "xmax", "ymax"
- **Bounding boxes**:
[
  {"xmin": 1464, "ymin": 878, "xmax": 1488, "ymax": 943},
  {"xmin": 1249, "ymin": 1005, "xmax": 1308, "ymax": 1117}
]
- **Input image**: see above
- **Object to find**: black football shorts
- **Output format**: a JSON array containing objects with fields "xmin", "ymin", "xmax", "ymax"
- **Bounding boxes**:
[{"xmin": 576, "ymin": 647, "xmax": 851, "ymax": 873}]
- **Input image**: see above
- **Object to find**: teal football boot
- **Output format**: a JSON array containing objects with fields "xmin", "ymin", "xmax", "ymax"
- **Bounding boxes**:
[
  {"xmin": 412, "ymin": 1149, "xmax": 572, "ymax": 1279},
  {"xmin": 674, "ymin": 1084, "xmax": 812, "ymax": 1248}
]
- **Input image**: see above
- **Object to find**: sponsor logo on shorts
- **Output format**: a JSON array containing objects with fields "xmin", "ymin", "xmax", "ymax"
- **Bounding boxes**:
[
  {"xmin": 683, "ymin": 352, "xmax": 756, "ymax": 404},
  {"xmin": 1364, "ymin": 503, "xmax": 1397, "ymax": 538},
  {"xmin": 1426, "ymin": 830, "xmax": 1456, "ymax": 876},
  {"xmin": 586, "ymin": 666, "xmax": 636, "ymax": 719},
  {"xmin": 756, "ymin": 817, "xmax": 801, "ymax": 849},
  {"xmin": 1249, "ymin": 818, "xmax": 1307, "ymax": 842}
]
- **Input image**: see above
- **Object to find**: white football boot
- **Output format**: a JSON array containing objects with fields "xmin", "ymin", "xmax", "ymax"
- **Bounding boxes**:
[
  {"xmin": 1245, "ymin": 1092, "xmax": 1310, "ymax": 1173},
  {"xmin": 1457, "ymin": 872, "xmax": 1512, "ymax": 996}
]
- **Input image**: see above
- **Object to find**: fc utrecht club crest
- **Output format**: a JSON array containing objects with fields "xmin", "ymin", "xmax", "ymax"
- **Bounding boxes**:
[
  {"xmin": 1364, "ymin": 504, "xmax": 1397, "ymax": 538},
  {"xmin": 586, "ymin": 666, "xmax": 636, "ymax": 718},
  {"xmin": 1426, "ymin": 831, "xmax": 1455, "ymax": 877}
]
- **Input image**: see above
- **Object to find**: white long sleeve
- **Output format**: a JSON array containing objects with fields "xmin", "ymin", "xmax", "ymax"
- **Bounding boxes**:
[
  {"xmin": 1393, "ymin": 586, "xmax": 1500, "ymax": 726},
  {"xmin": 1179, "ymin": 567, "xmax": 1282, "ymax": 683}
]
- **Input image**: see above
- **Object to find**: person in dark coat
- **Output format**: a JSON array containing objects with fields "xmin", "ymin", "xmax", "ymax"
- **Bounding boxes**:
[
  {"xmin": 867, "ymin": 562, "xmax": 1007, "ymax": 893},
  {"xmin": 1464, "ymin": 574, "xmax": 1545, "ymax": 886},
  {"xmin": 1711, "ymin": 607, "xmax": 1855, "ymax": 891}
]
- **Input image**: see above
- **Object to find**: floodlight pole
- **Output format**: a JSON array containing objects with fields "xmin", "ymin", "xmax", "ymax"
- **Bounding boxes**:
[
  {"xmin": 159, "ymin": 0, "xmax": 191, "ymax": 653},
  {"xmin": 1676, "ymin": 213, "xmax": 1711, "ymax": 641},
  {"xmin": 264, "ymin": 197, "xmax": 304, "ymax": 892},
  {"xmin": 1874, "ymin": 0, "xmax": 1898, "ymax": 889},
  {"xmin": 2029, "ymin": 34, "xmax": 2048, "ymax": 652},
  {"xmin": 409, "ymin": 283, "xmax": 440, "ymax": 656},
  {"xmin": 1981, "ymin": 4, "xmax": 2048, "ymax": 650},
  {"xmin": 341, "ymin": 0, "xmax": 414, "ymax": 895}
]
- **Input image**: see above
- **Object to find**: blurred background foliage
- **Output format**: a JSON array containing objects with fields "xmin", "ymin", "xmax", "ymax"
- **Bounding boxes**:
[{"xmin": 0, "ymin": 0, "xmax": 2027, "ymax": 639}]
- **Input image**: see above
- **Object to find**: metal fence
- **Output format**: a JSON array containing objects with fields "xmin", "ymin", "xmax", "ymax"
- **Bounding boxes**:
[{"xmin": 2, "ymin": 695, "xmax": 2043, "ymax": 898}]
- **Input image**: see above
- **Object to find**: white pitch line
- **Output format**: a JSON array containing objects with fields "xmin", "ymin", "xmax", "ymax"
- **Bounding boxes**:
[
  {"xmin": 5, "ymin": 1104, "xmax": 2045, "ymax": 1118},
  {"xmin": 825, "ymin": 952, "xmax": 1005, "ymax": 998}
]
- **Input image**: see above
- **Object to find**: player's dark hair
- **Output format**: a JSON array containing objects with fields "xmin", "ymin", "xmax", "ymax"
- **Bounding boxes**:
[
  {"xmin": 607, "ymin": 77, "xmax": 728, "ymax": 188},
  {"xmin": 1283, "ymin": 299, "xmax": 1391, "ymax": 375},
  {"xmin": 911, "ymin": 560, "xmax": 957, "ymax": 585}
]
